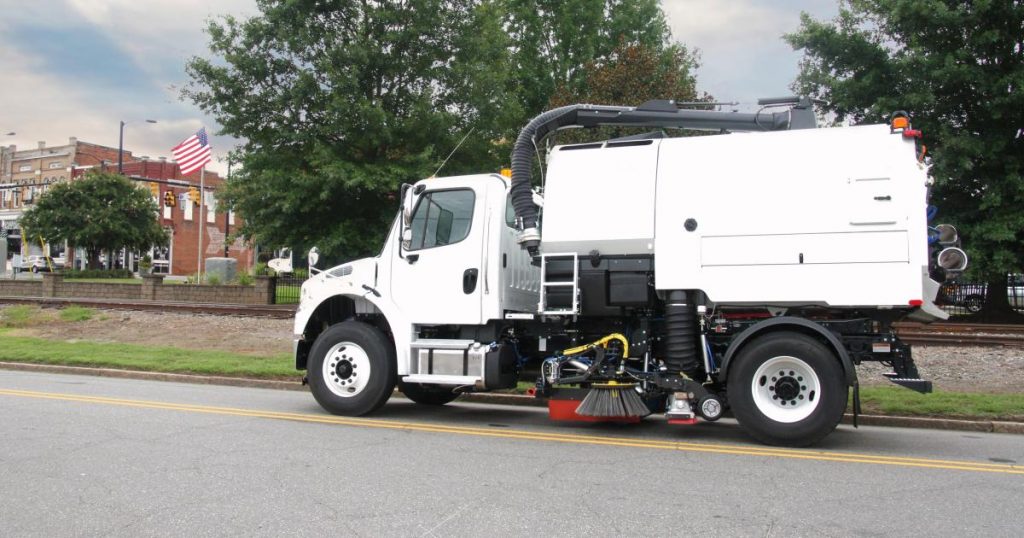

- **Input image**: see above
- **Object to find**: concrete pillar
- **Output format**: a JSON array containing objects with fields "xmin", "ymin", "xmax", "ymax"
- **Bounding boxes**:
[
  {"xmin": 41, "ymin": 272, "xmax": 63, "ymax": 297},
  {"xmin": 255, "ymin": 275, "xmax": 276, "ymax": 305},
  {"xmin": 141, "ymin": 274, "xmax": 164, "ymax": 301}
]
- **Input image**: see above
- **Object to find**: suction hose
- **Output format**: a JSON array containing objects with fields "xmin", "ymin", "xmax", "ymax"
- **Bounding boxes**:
[
  {"xmin": 664, "ymin": 290, "xmax": 704, "ymax": 381},
  {"xmin": 510, "ymin": 105, "xmax": 584, "ymax": 253}
]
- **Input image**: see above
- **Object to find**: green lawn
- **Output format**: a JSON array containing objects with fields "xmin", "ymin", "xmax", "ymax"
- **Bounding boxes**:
[
  {"xmin": 0, "ymin": 329, "xmax": 296, "ymax": 379},
  {"xmin": 857, "ymin": 386, "xmax": 1024, "ymax": 421}
]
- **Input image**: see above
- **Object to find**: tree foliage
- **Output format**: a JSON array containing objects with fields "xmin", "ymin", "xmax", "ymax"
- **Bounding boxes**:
[
  {"xmin": 19, "ymin": 172, "xmax": 167, "ymax": 269},
  {"xmin": 547, "ymin": 39, "xmax": 704, "ymax": 144},
  {"xmin": 786, "ymin": 0, "xmax": 1024, "ymax": 315},
  {"xmin": 187, "ymin": 0, "xmax": 697, "ymax": 260},
  {"xmin": 186, "ymin": 0, "xmax": 513, "ymax": 259},
  {"xmin": 502, "ymin": 0, "xmax": 672, "ymax": 120}
]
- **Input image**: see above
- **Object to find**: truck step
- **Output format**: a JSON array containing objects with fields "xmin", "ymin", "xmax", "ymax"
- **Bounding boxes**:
[
  {"xmin": 401, "ymin": 374, "xmax": 479, "ymax": 386},
  {"xmin": 886, "ymin": 377, "xmax": 933, "ymax": 394},
  {"xmin": 410, "ymin": 339, "xmax": 475, "ymax": 350}
]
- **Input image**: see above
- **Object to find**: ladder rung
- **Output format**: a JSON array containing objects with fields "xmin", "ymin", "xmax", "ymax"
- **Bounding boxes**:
[{"xmin": 542, "ymin": 281, "xmax": 575, "ymax": 287}]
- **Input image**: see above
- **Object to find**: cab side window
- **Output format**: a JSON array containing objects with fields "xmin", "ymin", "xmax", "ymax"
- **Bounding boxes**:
[{"xmin": 409, "ymin": 189, "xmax": 475, "ymax": 250}]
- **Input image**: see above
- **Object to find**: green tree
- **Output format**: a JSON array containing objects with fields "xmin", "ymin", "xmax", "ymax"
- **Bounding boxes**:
[
  {"xmin": 502, "ymin": 0, "xmax": 672, "ymax": 121},
  {"xmin": 20, "ymin": 172, "xmax": 167, "ymax": 269},
  {"xmin": 546, "ymin": 39, "xmax": 705, "ymax": 144},
  {"xmin": 786, "ymin": 0, "xmax": 1024, "ymax": 317},
  {"xmin": 186, "ymin": 0, "xmax": 513, "ymax": 259}
]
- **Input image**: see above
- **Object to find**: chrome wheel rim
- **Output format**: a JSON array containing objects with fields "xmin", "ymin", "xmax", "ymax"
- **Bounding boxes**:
[
  {"xmin": 322, "ymin": 342, "xmax": 371, "ymax": 398},
  {"xmin": 751, "ymin": 355, "xmax": 821, "ymax": 423}
]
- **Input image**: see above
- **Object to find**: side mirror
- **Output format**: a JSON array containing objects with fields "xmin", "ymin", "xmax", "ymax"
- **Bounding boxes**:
[
  {"xmin": 401, "ymin": 184, "xmax": 415, "ymax": 227},
  {"xmin": 401, "ymin": 228, "xmax": 412, "ymax": 249},
  {"xmin": 308, "ymin": 247, "xmax": 320, "ymax": 268}
]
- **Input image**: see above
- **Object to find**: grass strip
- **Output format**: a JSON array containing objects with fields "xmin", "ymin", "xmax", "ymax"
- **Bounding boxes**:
[
  {"xmin": 856, "ymin": 386, "xmax": 1024, "ymax": 421},
  {"xmin": 0, "ymin": 331, "xmax": 296, "ymax": 379}
]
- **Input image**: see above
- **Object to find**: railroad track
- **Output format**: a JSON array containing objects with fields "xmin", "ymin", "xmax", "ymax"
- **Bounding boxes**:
[
  {"xmin": 895, "ymin": 322, "xmax": 1024, "ymax": 347},
  {"xmin": 3, "ymin": 296, "xmax": 1023, "ymax": 345}
]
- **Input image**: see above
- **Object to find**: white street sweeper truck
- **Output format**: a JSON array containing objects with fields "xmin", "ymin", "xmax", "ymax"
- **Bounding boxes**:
[{"xmin": 292, "ymin": 97, "xmax": 966, "ymax": 446}]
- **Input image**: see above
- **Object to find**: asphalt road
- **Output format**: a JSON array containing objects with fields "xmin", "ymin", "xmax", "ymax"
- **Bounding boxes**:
[{"xmin": 1, "ymin": 370, "xmax": 1022, "ymax": 537}]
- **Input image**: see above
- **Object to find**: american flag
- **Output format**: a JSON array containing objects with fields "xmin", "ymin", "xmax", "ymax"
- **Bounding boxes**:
[{"xmin": 171, "ymin": 128, "xmax": 212, "ymax": 175}]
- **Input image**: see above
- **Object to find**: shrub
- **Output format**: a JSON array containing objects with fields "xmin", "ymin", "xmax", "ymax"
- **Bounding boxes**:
[
  {"xmin": 235, "ymin": 272, "xmax": 254, "ymax": 286},
  {"xmin": 64, "ymin": 269, "xmax": 135, "ymax": 279},
  {"xmin": 206, "ymin": 274, "xmax": 222, "ymax": 286}
]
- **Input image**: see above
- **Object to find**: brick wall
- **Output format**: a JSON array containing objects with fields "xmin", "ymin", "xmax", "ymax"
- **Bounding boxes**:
[
  {"xmin": 0, "ymin": 274, "xmax": 276, "ymax": 305},
  {"xmin": 57, "ymin": 282, "xmax": 140, "ymax": 300},
  {"xmin": 0, "ymin": 280, "xmax": 43, "ymax": 297}
]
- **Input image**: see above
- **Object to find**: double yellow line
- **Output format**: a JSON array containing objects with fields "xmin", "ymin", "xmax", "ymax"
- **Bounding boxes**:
[{"xmin": 1, "ymin": 387, "xmax": 1021, "ymax": 476}]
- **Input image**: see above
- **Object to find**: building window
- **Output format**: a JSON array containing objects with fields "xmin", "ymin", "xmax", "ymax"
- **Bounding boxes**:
[
  {"xmin": 18, "ymin": 164, "xmax": 31, "ymax": 172},
  {"xmin": 48, "ymin": 162, "xmax": 62, "ymax": 169},
  {"xmin": 206, "ymin": 192, "xmax": 216, "ymax": 223}
]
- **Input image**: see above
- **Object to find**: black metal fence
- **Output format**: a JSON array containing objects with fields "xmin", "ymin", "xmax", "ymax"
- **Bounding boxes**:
[
  {"xmin": 937, "ymin": 274, "xmax": 1024, "ymax": 318},
  {"xmin": 255, "ymin": 267, "xmax": 305, "ymax": 304}
]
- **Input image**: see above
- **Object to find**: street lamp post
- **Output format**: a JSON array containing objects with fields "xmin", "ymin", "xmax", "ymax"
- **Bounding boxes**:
[{"xmin": 118, "ymin": 120, "xmax": 157, "ymax": 174}]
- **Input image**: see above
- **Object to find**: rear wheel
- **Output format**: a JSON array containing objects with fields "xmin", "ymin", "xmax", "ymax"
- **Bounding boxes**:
[
  {"xmin": 308, "ymin": 321, "xmax": 396, "ymax": 416},
  {"xmin": 727, "ymin": 332, "xmax": 847, "ymax": 447},
  {"xmin": 398, "ymin": 381, "xmax": 460, "ymax": 406},
  {"xmin": 963, "ymin": 295, "xmax": 983, "ymax": 314}
]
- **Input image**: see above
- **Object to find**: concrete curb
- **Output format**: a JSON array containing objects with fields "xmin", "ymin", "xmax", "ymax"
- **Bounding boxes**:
[{"xmin": 2, "ymin": 361, "xmax": 1021, "ymax": 434}]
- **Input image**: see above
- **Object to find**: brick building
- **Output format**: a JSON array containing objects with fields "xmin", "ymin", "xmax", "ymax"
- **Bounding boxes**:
[{"xmin": 1, "ymin": 138, "xmax": 254, "ymax": 277}]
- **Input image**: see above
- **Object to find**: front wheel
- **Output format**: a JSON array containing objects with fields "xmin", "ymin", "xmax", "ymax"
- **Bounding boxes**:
[
  {"xmin": 727, "ymin": 332, "xmax": 847, "ymax": 447},
  {"xmin": 308, "ymin": 321, "xmax": 396, "ymax": 416}
]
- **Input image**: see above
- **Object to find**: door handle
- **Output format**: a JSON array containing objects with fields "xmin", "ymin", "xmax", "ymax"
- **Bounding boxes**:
[
  {"xmin": 463, "ymin": 268, "xmax": 479, "ymax": 294},
  {"xmin": 874, "ymin": 195, "xmax": 891, "ymax": 201}
]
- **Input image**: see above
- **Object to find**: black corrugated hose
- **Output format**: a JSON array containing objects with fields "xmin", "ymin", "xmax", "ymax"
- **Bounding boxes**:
[
  {"xmin": 664, "ymin": 290, "xmax": 704, "ymax": 381},
  {"xmin": 509, "ymin": 105, "xmax": 582, "ymax": 250}
]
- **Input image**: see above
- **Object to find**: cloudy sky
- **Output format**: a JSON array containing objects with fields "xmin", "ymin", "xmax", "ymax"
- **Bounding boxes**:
[{"xmin": 0, "ymin": 0, "xmax": 837, "ymax": 175}]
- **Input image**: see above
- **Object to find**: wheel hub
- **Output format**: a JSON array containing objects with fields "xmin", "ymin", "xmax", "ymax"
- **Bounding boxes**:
[
  {"xmin": 322, "ymin": 342, "xmax": 370, "ymax": 398},
  {"xmin": 334, "ymin": 361, "xmax": 354, "ymax": 380},
  {"xmin": 751, "ymin": 355, "xmax": 821, "ymax": 423},
  {"xmin": 774, "ymin": 376, "xmax": 800, "ymax": 400}
]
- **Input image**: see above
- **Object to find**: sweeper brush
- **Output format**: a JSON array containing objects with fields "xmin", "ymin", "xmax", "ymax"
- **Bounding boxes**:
[{"xmin": 575, "ymin": 382, "xmax": 650, "ymax": 418}]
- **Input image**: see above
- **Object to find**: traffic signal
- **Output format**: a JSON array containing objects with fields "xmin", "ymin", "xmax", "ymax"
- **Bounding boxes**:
[
  {"xmin": 188, "ymin": 187, "xmax": 200, "ymax": 205},
  {"xmin": 148, "ymin": 182, "xmax": 159, "ymax": 197},
  {"xmin": 163, "ymin": 191, "xmax": 176, "ymax": 207}
]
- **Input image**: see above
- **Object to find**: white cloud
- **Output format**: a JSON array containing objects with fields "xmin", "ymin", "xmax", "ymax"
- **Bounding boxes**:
[
  {"xmin": 661, "ymin": 0, "xmax": 838, "ymax": 108},
  {"xmin": 0, "ymin": 0, "xmax": 257, "ymax": 174}
]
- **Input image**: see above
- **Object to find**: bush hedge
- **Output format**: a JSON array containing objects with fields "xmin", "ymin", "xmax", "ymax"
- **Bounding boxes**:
[{"xmin": 63, "ymin": 269, "xmax": 135, "ymax": 279}]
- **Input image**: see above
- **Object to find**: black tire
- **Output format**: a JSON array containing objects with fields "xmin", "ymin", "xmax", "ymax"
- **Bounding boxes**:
[
  {"xmin": 727, "ymin": 332, "xmax": 847, "ymax": 447},
  {"xmin": 31, "ymin": 265, "xmax": 38, "ymax": 274},
  {"xmin": 398, "ymin": 381, "xmax": 460, "ymax": 406},
  {"xmin": 308, "ymin": 321, "xmax": 396, "ymax": 416},
  {"xmin": 964, "ymin": 295, "xmax": 984, "ymax": 314}
]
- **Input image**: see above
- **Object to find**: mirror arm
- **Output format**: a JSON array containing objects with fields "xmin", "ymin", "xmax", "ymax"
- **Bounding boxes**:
[{"xmin": 397, "ymin": 184, "xmax": 411, "ymax": 260}]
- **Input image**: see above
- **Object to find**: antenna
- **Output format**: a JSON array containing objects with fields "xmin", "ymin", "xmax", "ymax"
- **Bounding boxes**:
[{"xmin": 431, "ymin": 127, "xmax": 475, "ymax": 178}]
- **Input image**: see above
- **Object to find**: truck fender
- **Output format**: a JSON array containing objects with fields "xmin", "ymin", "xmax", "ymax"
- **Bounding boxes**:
[
  {"xmin": 715, "ymin": 316, "xmax": 857, "ymax": 386},
  {"xmin": 295, "ymin": 293, "xmax": 410, "ymax": 373}
]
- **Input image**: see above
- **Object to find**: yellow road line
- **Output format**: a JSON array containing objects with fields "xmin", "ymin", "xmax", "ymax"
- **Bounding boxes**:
[{"xmin": 1, "ymin": 388, "xmax": 1021, "ymax": 475}]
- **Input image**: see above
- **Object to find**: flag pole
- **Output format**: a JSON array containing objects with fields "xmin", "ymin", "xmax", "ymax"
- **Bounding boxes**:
[{"xmin": 197, "ymin": 164, "xmax": 205, "ymax": 283}]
